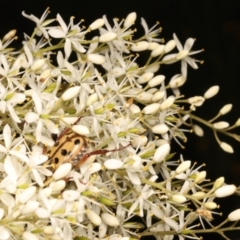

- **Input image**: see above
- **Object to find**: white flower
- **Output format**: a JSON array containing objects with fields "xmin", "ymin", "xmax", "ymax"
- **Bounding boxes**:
[
  {"xmin": 24, "ymin": 91, "xmax": 59, "ymax": 143},
  {"xmin": 25, "ymin": 146, "xmax": 52, "ymax": 187},
  {"xmin": 128, "ymin": 175, "xmax": 158, "ymax": 217},
  {"xmin": 0, "ymin": 83, "xmax": 24, "ymax": 122},
  {"xmin": 48, "ymin": 14, "xmax": 86, "ymax": 58},
  {"xmin": 163, "ymin": 33, "xmax": 203, "ymax": 77},
  {"xmin": 22, "ymin": 8, "xmax": 54, "ymax": 39}
]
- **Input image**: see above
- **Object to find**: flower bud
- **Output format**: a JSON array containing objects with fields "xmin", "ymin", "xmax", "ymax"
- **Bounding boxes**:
[
  {"xmin": 49, "ymin": 180, "xmax": 66, "ymax": 193},
  {"xmin": 153, "ymin": 144, "xmax": 170, "ymax": 163},
  {"xmin": 86, "ymin": 93, "xmax": 98, "ymax": 106},
  {"xmin": 87, "ymin": 54, "xmax": 106, "ymax": 64},
  {"xmin": 138, "ymin": 72, "xmax": 154, "ymax": 84},
  {"xmin": 193, "ymin": 124, "xmax": 204, "ymax": 137},
  {"xmin": 104, "ymin": 159, "xmax": 124, "ymax": 169},
  {"xmin": 213, "ymin": 177, "xmax": 225, "ymax": 189},
  {"xmin": 148, "ymin": 42, "xmax": 160, "ymax": 50},
  {"xmin": 235, "ymin": 118, "xmax": 240, "ymax": 126},
  {"xmin": 219, "ymin": 104, "xmax": 232, "ymax": 115},
  {"xmin": 142, "ymin": 103, "xmax": 161, "ymax": 114},
  {"xmin": 89, "ymin": 18, "xmax": 105, "ymax": 30},
  {"xmin": 194, "ymin": 171, "xmax": 206, "ymax": 184},
  {"xmin": 215, "ymin": 184, "xmax": 236, "ymax": 198},
  {"xmin": 86, "ymin": 209, "xmax": 102, "ymax": 225},
  {"xmin": 213, "ymin": 121, "xmax": 229, "ymax": 129},
  {"xmin": 99, "ymin": 32, "xmax": 117, "ymax": 42},
  {"xmin": 3, "ymin": 29, "xmax": 17, "ymax": 41},
  {"xmin": 152, "ymin": 124, "xmax": 169, "ymax": 134},
  {"xmin": 151, "ymin": 45, "xmax": 165, "ymax": 57},
  {"xmin": 192, "ymin": 192, "xmax": 206, "ymax": 199},
  {"xmin": 129, "ymin": 104, "xmax": 141, "ymax": 114},
  {"xmin": 101, "ymin": 213, "xmax": 120, "ymax": 226},
  {"xmin": 31, "ymin": 59, "xmax": 45, "ymax": 71},
  {"xmin": 72, "ymin": 125, "xmax": 90, "ymax": 135},
  {"xmin": 188, "ymin": 96, "xmax": 204, "ymax": 106},
  {"xmin": 152, "ymin": 91, "xmax": 165, "ymax": 102},
  {"xmin": 148, "ymin": 75, "xmax": 165, "ymax": 87},
  {"xmin": 62, "ymin": 86, "xmax": 80, "ymax": 101},
  {"xmin": 53, "ymin": 163, "xmax": 72, "ymax": 180},
  {"xmin": 169, "ymin": 75, "xmax": 186, "ymax": 88},
  {"xmin": 228, "ymin": 209, "xmax": 240, "ymax": 221},
  {"xmin": 176, "ymin": 161, "xmax": 191, "ymax": 174},
  {"xmin": 204, "ymin": 202, "xmax": 217, "ymax": 210},
  {"xmin": 131, "ymin": 41, "xmax": 149, "ymax": 51},
  {"xmin": 164, "ymin": 39, "xmax": 176, "ymax": 53},
  {"xmin": 124, "ymin": 12, "xmax": 137, "ymax": 28},
  {"xmin": 204, "ymin": 85, "xmax": 219, "ymax": 99},
  {"xmin": 160, "ymin": 96, "xmax": 175, "ymax": 110},
  {"xmin": 172, "ymin": 194, "xmax": 187, "ymax": 203},
  {"xmin": 136, "ymin": 92, "xmax": 153, "ymax": 102},
  {"xmin": 220, "ymin": 142, "xmax": 234, "ymax": 153}
]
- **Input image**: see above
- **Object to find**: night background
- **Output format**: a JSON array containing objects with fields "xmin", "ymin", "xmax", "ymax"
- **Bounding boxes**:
[{"xmin": 1, "ymin": 0, "xmax": 240, "ymax": 239}]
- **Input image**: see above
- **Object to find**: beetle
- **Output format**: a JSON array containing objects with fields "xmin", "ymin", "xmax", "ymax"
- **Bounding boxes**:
[{"xmin": 45, "ymin": 117, "xmax": 131, "ymax": 172}]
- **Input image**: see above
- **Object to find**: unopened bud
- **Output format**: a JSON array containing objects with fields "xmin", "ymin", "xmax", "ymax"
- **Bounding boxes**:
[
  {"xmin": 148, "ymin": 75, "xmax": 165, "ymax": 87},
  {"xmin": 213, "ymin": 177, "xmax": 225, "ymax": 189},
  {"xmin": 87, "ymin": 54, "xmax": 106, "ymax": 64},
  {"xmin": 160, "ymin": 96, "xmax": 175, "ymax": 110},
  {"xmin": 176, "ymin": 161, "xmax": 191, "ymax": 174},
  {"xmin": 219, "ymin": 104, "xmax": 232, "ymax": 115},
  {"xmin": 87, "ymin": 209, "xmax": 102, "ymax": 225},
  {"xmin": 152, "ymin": 91, "xmax": 165, "ymax": 102},
  {"xmin": 204, "ymin": 85, "xmax": 219, "ymax": 99},
  {"xmin": 131, "ymin": 41, "xmax": 149, "ymax": 51},
  {"xmin": 99, "ymin": 32, "xmax": 117, "ymax": 42},
  {"xmin": 164, "ymin": 40, "xmax": 176, "ymax": 53},
  {"xmin": 220, "ymin": 142, "xmax": 234, "ymax": 153},
  {"xmin": 215, "ymin": 184, "xmax": 236, "ymax": 198},
  {"xmin": 138, "ymin": 72, "xmax": 154, "ymax": 84},
  {"xmin": 172, "ymin": 194, "xmax": 187, "ymax": 203},
  {"xmin": 153, "ymin": 144, "xmax": 170, "ymax": 163},
  {"xmin": 151, "ymin": 45, "xmax": 165, "ymax": 57},
  {"xmin": 213, "ymin": 121, "xmax": 229, "ymax": 129},
  {"xmin": 204, "ymin": 202, "xmax": 218, "ymax": 210},
  {"xmin": 61, "ymin": 86, "xmax": 80, "ymax": 101},
  {"xmin": 3, "ymin": 29, "xmax": 17, "ymax": 41},
  {"xmin": 124, "ymin": 12, "xmax": 137, "ymax": 28},
  {"xmin": 228, "ymin": 209, "xmax": 240, "ymax": 221},
  {"xmin": 101, "ymin": 213, "xmax": 120, "ymax": 226},
  {"xmin": 142, "ymin": 103, "xmax": 161, "ymax": 114},
  {"xmin": 152, "ymin": 124, "xmax": 169, "ymax": 134},
  {"xmin": 53, "ymin": 163, "xmax": 72, "ymax": 180},
  {"xmin": 89, "ymin": 18, "xmax": 105, "ymax": 30},
  {"xmin": 193, "ymin": 125, "xmax": 204, "ymax": 137}
]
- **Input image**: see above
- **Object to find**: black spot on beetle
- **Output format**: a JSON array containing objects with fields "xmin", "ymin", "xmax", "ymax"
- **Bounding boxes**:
[
  {"xmin": 54, "ymin": 158, "xmax": 59, "ymax": 164},
  {"xmin": 74, "ymin": 139, "xmax": 81, "ymax": 145},
  {"xmin": 61, "ymin": 149, "xmax": 68, "ymax": 156},
  {"xmin": 47, "ymin": 150, "xmax": 51, "ymax": 154}
]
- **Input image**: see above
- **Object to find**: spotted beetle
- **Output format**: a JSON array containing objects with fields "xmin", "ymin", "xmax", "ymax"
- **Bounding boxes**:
[{"xmin": 45, "ymin": 117, "xmax": 131, "ymax": 172}]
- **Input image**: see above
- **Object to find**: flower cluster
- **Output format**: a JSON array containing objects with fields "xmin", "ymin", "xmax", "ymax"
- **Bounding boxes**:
[{"xmin": 0, "ymin": 8, "xmax": 240, "ymax": 240}]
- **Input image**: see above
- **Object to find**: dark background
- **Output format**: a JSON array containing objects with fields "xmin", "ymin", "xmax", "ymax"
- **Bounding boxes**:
[{"xmin": 1, "ymin": 1, "xmax": 240, "ymax": 239}]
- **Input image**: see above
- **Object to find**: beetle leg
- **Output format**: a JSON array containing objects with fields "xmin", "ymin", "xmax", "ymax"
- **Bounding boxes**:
[{"xmin": 73, "ymin": 142, "xmax": 131, "ymax": 169}]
